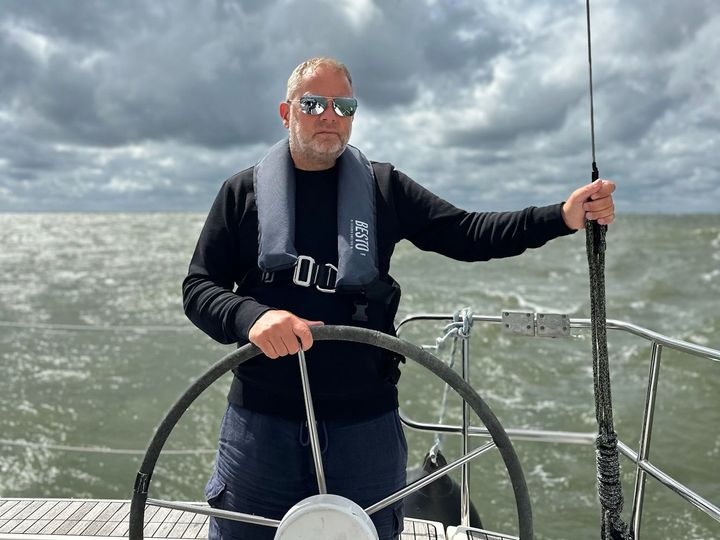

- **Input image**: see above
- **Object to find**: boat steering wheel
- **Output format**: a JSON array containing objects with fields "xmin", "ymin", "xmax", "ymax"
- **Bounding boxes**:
[{"xmin": 128, "ymin": 325, "xmax": 533, "ymax": 539}]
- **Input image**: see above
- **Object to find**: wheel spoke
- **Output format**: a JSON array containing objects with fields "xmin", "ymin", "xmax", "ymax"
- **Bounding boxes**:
[
  {"xmin": 363, "ymin": 441, "xmax": 496, "ymax": 516},
  {"xmin": 297, "ymin": 347, "xmax": 327, "ymax": 494},
  {"xmin": 145, "ymin": 498, "xmax": 281, "ymax": 527}
]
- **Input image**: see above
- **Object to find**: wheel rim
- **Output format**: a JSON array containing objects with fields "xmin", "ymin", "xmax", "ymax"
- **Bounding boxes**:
[{"xmin": 129, "ymin": 325, "xmax": 533, "ymax": 539}]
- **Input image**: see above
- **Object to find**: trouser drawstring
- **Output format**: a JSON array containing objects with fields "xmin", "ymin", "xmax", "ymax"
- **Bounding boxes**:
[{"xmin": 298, "ymin": 420, "xmax": 328, "ymax": 454}]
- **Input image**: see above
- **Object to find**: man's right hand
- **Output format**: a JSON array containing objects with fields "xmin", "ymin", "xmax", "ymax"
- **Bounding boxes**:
[{"xmin": 248, "ymin": 310, "xmax": 324, "ymax": 358}]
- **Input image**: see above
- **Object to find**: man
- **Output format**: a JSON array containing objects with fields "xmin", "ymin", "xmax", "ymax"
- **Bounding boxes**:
[{"xmin": 183, "ymin": 57, "xmax": 615, "ymax": 540}]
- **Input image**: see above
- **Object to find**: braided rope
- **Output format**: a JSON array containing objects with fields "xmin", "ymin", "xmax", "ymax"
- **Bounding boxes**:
[{"xmin": 586, "ymin": 218, "xmax": 633, "ymax": 540}]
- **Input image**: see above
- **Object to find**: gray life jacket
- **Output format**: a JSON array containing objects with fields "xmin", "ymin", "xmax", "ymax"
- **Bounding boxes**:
[{"xmin": 254, "ymin": 138, "xmax": 379, "ymax": 293}]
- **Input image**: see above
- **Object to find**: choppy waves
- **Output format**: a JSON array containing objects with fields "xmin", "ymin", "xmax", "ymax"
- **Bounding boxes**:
[{"xmin": 0, "ymin": 213, "xmax": 718, "ymax": 539}]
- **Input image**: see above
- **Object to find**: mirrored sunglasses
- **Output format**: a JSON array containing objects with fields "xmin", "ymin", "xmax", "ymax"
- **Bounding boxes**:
[{"xmin": 291, "ymin": 95, "xmax": 358, "ymax": 117}]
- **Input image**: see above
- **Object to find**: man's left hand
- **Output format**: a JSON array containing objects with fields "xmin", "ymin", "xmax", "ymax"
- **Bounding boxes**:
[{"xmin": 562, "ymin": 179, "xmax": 616, "ymax": 230}]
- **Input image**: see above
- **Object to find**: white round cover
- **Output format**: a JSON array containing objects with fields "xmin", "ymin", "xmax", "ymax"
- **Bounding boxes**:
[{"xmin": 274, "ymin": 494, "xmax": 379, "ymax": 540}]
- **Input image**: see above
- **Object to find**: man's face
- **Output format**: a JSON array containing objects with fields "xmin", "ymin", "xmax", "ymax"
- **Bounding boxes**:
[{"xmin": 281, "ymin": 66, "xmax": 354, "ymax": 170}]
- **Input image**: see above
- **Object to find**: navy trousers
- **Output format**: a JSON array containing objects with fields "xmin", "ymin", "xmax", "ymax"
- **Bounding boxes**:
[{"xmin": 205, "ymin": 404, "xmax": 408, "ymax": 540}]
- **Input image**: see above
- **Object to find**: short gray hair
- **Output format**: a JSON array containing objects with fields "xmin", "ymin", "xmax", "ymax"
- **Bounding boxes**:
[{"xmin": 286, "ymin": 57, "xmax": 353, "ymax": 100}]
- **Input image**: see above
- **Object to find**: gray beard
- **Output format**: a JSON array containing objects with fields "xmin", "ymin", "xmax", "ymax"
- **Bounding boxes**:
[{"xmin": 289, "ymin": 131, "xmax": 349, "ymax": 170}]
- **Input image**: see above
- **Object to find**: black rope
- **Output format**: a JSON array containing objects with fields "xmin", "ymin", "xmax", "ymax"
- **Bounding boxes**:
[
  {"xmin": 585, "ymin": 1, "xmax": 632, "ymax": 539},
  {"xmin": 587, "ymin": 219, "xmax": 631, "ymax": 540}
]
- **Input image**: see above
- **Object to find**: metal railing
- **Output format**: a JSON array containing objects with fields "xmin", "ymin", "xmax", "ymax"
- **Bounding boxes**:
[{"xmin": 396, "ymin": 311, "xmax": 720, "ymax": 539}]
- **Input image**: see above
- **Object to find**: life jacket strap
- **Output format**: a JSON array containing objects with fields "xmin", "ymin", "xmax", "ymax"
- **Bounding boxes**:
[{"xmin": 261, "ymin": 255, "xmax": 338, "ymax": 294}]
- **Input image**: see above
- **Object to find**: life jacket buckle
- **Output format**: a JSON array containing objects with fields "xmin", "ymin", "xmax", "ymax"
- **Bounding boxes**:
[
  {"xmin": 352, "ymin": 299, "xmax": 369, "ymax": 322},
  {"xmin": 316, "ymin": 263, "xmax": 338, "ymax": 294},
  {"xmin": 293, "ymin": 255, "xmax": 316, "ymax": 288}
]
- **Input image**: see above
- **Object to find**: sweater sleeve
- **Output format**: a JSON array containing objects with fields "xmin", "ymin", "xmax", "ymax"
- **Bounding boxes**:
[
  {"xmin": 392, "ymin": 169, "xmax": 576, "ymax": 261},
  {"xmin": 182, "ymin": 179, "xmax": 271, "ymax": 344}
]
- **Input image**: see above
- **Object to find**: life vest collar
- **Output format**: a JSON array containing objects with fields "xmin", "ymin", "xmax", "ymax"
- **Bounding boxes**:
[{"xmin": 254, "ymin": 138, "xmax": 379, "ymax": 292}]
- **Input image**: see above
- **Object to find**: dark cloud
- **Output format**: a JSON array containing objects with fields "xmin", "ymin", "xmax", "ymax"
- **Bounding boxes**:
[
  {"xmin": 342, "ymin": 1, "xmax": 509, "ymax": 109},
  {"xmin": 1, "ymin": 1, "xmax": 288, "ymax": 149},
  {"xmin": 599, "ymin": 83, "xmax": 675, "ymax": 145},
  {"xmin": 4, "ymin": 0, "xmax": 125, "ymax": 47},
  {"xmin": 612, "ymin": 0, "xmax": 715, "ymax": 54},
  {"xmin": 0, "ymin": 0, "xmax": 718, "ymax": 212},
  {"xmin": 443, "ymin": 83, "xmax": 583, "ymax": 148}
]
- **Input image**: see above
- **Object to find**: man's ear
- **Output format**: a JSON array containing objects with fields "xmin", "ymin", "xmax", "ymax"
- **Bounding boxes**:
[{"xmin": 279, "ymin": 102, "xmax": 290, "ymax": 129}]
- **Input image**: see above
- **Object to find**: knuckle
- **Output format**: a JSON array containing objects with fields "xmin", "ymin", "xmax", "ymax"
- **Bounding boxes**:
[{"xmin": 268, "ymin": 319, "xmax": 284, "ymax": 330}]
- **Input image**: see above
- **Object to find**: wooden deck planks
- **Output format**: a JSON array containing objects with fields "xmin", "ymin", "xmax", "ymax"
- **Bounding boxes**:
[{"xmin": 0, "ymin": 499, "xmax": 445, "ymax": 539}]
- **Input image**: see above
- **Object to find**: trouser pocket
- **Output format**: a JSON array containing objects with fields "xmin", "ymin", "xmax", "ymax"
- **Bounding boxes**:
[{"xmin": 205, "ymin": 473, "xmax": 227, "ymax": 508}]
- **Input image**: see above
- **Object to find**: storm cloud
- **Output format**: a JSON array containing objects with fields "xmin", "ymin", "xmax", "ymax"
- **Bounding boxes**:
[{"xmin": 1, "ymin": 0, "xmax": 718, "ymax": 212}]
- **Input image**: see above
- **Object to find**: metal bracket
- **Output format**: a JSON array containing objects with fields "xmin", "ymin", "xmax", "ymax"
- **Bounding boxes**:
[
  {"xmin": 537, "ymin": 313, "xmax": 570, "ymax": 338},
  {"xmin": 502, "ymin": 312, "xmax": 535, "ymax": 336},
  {"xmin": 501, "ymin": 311, "xmax": 570, "ymax": 338}
]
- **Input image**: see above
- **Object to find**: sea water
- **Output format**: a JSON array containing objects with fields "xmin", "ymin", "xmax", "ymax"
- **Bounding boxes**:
[{"xmin": 0, "ymin": 213, "xmax": 718, "ymax": 539}]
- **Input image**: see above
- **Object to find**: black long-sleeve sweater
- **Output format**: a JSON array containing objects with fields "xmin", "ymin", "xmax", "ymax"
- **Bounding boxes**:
[{"xmin": 182, "ymin": 162, "xmax": 575, "ymax": 420}]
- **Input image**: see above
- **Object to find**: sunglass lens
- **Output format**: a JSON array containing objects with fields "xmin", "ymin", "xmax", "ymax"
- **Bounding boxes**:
[
  {"xmin": 299, "ymin": 96, "xmax": 327, "ymax": 115},
  {"xmin": 333, "ymin": 97, "xmax": 357, "ymax": 117}
]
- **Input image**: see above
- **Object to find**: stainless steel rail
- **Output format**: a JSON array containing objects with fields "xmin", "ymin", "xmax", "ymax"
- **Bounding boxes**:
[
  {"xmin": 629, "ymin": 341, "xmax": 662, "ymax": 536},
  {"xmin": 400, "ymin": 419, "xmax": 597, "ymax": 446},
  {"xmin": 616, "ymin": 441, "xmax": 720, "ymax": 523},
  {"xmin": 395, "ymin": 312, "xmax": 720, "ymax": 538},
  {"xmin": 397, "ymin": 314, "xmax": 720, "ymax": 362},
  {"xmin": 460, "ymin": 317, "xmax": 471, "ymax": 528}
]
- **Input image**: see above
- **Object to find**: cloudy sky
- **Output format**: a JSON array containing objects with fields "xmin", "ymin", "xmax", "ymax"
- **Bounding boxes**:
[{"xmin": 1, "ymin": 0, "xmax": 718, "ymax": 213}]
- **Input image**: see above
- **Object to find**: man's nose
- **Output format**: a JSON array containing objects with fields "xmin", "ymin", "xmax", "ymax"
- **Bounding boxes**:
[{"xmin": 318, "ymin": 102, "xmax": 337, "ymax": 120}]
